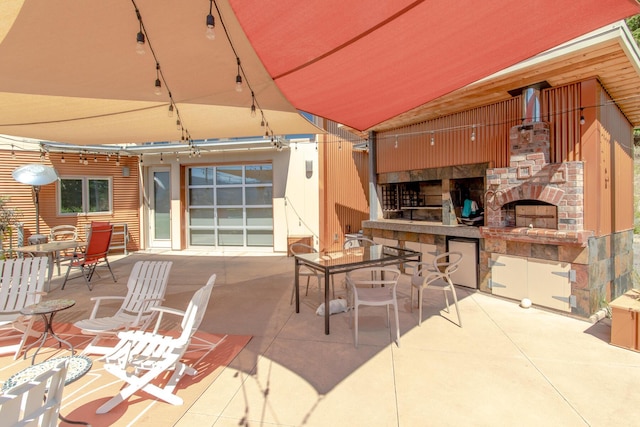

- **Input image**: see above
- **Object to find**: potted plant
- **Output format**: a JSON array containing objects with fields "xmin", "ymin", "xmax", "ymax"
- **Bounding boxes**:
[{"xmin": 0, "ymin": 197, "xmax": 23, "ymax": 259}]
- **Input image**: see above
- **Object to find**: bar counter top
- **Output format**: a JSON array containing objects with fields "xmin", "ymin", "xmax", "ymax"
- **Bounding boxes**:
[{"xmin": 362, "ymin": 219, "xmax": 482, "ymax": 239}]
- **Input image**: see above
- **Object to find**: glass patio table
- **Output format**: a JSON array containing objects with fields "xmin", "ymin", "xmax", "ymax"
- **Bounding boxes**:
[{"xmin": 294, "ymin": 245, "xmax": 421, "ymax": 334}]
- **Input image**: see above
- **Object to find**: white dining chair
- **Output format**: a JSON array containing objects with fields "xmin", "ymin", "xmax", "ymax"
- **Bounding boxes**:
[
  {"xmin": 411, "ymin": 251, "xmax": 463, "ymax": 327},
  {"xmin": 346, "ymin": 266, "xmax": 401, "ymax": 348},
  {"xmin": 289, "ymin": 242, "xmax": 334, "ymax": 304}
]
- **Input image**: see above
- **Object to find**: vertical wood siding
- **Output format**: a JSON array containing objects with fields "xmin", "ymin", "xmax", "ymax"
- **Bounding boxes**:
[
  {"xmin": 600, "ymin": 90, "xmax": 634, "ymax": 232},
  {"xmin": 0, "ymin": 149, "xmax": 140, "ymax": 253},
  {"xmin": 320, "ymin": 121, "xmax": 369, "ymax": 251},
  {"xmin": 376, "ymin": 98, "xmax": 519, "ymax": 173}
]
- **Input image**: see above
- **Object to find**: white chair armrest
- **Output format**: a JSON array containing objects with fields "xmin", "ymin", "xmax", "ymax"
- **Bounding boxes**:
[
  {"xmin": 149, "ymin": 306, "xmax": 186, "ymax": 333},
  {"xmin": 88, "ymin": 296, "xmax": 126, "ymax": 319},
  {"xmin": 412, "ymin": 262, "xmax": 438, "ymax": 277}
]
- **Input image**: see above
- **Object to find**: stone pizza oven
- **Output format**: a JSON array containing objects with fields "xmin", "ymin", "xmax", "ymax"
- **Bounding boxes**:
[{"xmin": 480, "ymin": 86, "xmax": 593, "ymax": 246}]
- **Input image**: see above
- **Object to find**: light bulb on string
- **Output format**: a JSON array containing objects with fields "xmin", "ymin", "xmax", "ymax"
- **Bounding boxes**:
[
  {"xmin": 168, "ymin": 104, "xmax": 174, "ymax": 117},
  {"xmin": 116, "ymin": 154, "xmax": 120, "ymax": 166},
  {"xmin": 160, "ymin": 153, "xmax": 164, "ymax": 164},
  {"xmin": 10, "ymin": 145, "xmax": 15, "ymax": 159},
  {"xmin": 94, "ymin": 156, "xmax": 98, "ymax": 163},
  {"xmin": 135, "ymin": 9, "xmax": 146, "ymax": 55},
  {"xmin": 136, "ymin": 31, "xmax": 145, "ymax": 55},
  {"xmin": 206, "ymin": 0, "xmax": 216, "ymax": 40},
  {"xmin": 394, "ymin": 135, "xmax": 398, "ymax": 149},
  {"xmin": 61, "ymin": 154, "xmax": 65, "ymax": 163},
  {"xmin": 580, "ymin": 108, "xmax": 585, "ymax": 125},
  {"xmin": 154, "ymin": 63, "xmax": 162, "ymax": 95},
  {"xmin": 235, "ymin": 58, "xmax": 243, "ymax": 92},
  {"xmin": 83, "ymin": 157, "xmax": 88, "ymax": 165},
  {"xmin": 176, "ymin": 119, "xmax": 181, "ymax": 131},
  {"xmin": 430, "ymin": 132, "xmax": 435, "ymax": 146},
  {"xmin": 250, "ymin": 93, "xmax": 257, "ymax": 118}
]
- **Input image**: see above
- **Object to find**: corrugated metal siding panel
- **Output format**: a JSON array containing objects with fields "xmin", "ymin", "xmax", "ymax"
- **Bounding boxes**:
[
  {"xmin": 542, "ymin": 83, "xmax": 582, "ymax": 162},
  {"xmin": 376, "ymin": 98, "xmax": 518, "ymax": 173},
  {"xmin": 321, "ymin": 121, "xmax": 369, "ymax": 251},
  {"xmin": 0, "ymin": 150, "xmax": 140, "ymax": 253},
  {"xmin": 600, "ymin": 94, "xmax": 634, "ymax": 232},
  {"xmin": 377, "ymin": 84, "xmax": 589, "ymax": 173}
]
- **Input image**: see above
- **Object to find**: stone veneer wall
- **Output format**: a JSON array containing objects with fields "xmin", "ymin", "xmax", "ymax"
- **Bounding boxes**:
[{"xmin": 478, "ymin": 230, "xmax": 633, "ymax": 316}]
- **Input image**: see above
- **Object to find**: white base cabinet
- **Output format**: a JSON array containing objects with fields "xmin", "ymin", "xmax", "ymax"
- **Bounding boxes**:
[{"xmin": 490, "ymin": 254, "xmax": 572, "ymax": 312}]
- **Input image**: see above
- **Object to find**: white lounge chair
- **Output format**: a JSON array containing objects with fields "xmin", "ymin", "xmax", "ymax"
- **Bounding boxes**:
[
  {"xmin": 96, "ymin": 273, "xmax": 219, "ymax": 414},
  {"xmin": 0, "ymin": 358, "xmax": 68, "ymax": 427},
  {"xmin": 0, "ymin": 257, "xmax": 48, "ymax": 359},
  {"xmin": 74, "ymin": 260, "xmax": 173, "ymax": 355}
]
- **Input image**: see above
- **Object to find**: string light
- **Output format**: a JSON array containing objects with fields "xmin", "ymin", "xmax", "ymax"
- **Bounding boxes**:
[
  {"xmin": 61, "ymin": 154, "xmax": 65, "ymax": 163},
  {"xmin": 210, "ymin": 0, "xmax": 278, "ymax": 135},
  {"xmin": 160, "ymin": 153, "xmax": 164, "ymax": 164},
  {"xmin": 250, "ymin": 92, "xmax": 257, "ymax": 118},
  {"xmin": 10, "ymin": 145, "xmax": 15, "ymax": 159},
  {"xmin": 206, "ymin": 0, "xmax": 215, "ymax": 40},
  {"xmin": 116, "ymin": 154, "xmax": 120, "ymax": 166},
  {"xmin": 135, "ymin": 10, "xmax": 146, "ymax": 55},
  {"xmin": 154, "ymin": 63, "xmax": 162, "ymax": 95},
  {"xmin": 394, "ymin": 135, "xmax": 398, "ymax": 149},
  {"xmin": 430, "ymin": 132, "xmax": 435, "ymax": 146},
  {"xmin": 132, "ymin": 1, "xmax": 191, "ymax": 142},
  {"xmin": 471, "ymin": 125, "xmax": 476, "ymax": 142},
  {"xmin": 235, "ymin": 57, "xmax": 243, "ymax": 92},
  {"xmin": 580, "ymin": 107, "xmax": 585, "ymax": 125}
]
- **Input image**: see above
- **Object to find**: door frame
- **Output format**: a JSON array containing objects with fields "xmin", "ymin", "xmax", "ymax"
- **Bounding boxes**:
[{"xmin": 148, "ymin": 166, "xmax": 172, "ymax": 248}]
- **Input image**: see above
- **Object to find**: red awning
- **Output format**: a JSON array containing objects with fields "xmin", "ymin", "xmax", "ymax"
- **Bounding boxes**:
[{"xmin": 230, "ymin": 0, "xmax": 640, "ymax": 131}]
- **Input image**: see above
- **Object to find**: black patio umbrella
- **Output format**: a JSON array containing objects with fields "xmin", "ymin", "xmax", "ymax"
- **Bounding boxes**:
[{"xmin": 12, "ymin": 164, "xmax": 59, "ymax": 235}]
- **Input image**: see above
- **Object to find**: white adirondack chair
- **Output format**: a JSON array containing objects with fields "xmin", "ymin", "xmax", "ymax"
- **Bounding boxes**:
[
  {"xmin": 74, "ymin": 260, "xmax": 173, "ymax": 355},
  {"xmin": 96, "ymin": 273, "xmax": 219, "ymax": 414},
  {"xmin": 0, "ymin": 358, "xmax": 68, "ymax": 427},
  {"xmin": 0, "ymin": 257, "xmax": 48, "ymax": 359}
]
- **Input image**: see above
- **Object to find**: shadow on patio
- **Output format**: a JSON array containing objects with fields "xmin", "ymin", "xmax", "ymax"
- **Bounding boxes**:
[{"xmin": 37, "ymin": 251, "xmax": 640, "ymax": 426}]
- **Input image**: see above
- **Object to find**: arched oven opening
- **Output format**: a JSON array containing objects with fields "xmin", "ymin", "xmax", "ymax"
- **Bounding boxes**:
[{"xmin": 503, "ymin": 200, "xmax": 557, "ymax": 229}]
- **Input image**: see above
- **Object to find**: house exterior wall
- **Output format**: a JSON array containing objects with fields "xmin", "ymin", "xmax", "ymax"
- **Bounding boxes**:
[
  {"xmin": 140, "ymin": 141, "xmax": 320, "ymax": 254},
  {"xmin": 0, "ymin": 148, "xmax": 141, "ymax": 254}
]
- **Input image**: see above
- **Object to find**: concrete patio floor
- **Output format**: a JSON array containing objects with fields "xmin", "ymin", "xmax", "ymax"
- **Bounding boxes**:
[{"xmin": 45, "ymin": 250, "xmax": 640, "ymax": 427}]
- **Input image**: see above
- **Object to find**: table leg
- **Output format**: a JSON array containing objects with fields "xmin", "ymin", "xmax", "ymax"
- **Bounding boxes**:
[
  {"xmin": 295, "ymin": 260, "xmax": 300, "ymax": 313},
  {"xmin": 47, "ymin": 311, "xmax": 75, "ymax": 355},
  {"xmin": 22, "ymin": 314, "xmax": 50, "ymax": 364},
  {"xmin": 23, "ymin": 312, "xmax": 75, "ymax": 364},
  {"xmin": 325, "ymin": 271, "xmax": 330, "ymax": 335},
  {"xmin": 46, "ymin": 252, "xmax": 54, "ymax": 292}
]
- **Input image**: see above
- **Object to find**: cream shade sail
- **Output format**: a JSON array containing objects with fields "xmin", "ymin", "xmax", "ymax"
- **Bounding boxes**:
[{"xmin": 0, "ymin": 0, "xmax": 321, "ymax": 145}]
